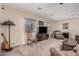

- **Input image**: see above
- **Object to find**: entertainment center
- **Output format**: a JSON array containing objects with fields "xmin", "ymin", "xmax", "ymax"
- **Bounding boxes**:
[{"xmin": 36, "ymin": 26, "xmax": 49, "ymax": 41}]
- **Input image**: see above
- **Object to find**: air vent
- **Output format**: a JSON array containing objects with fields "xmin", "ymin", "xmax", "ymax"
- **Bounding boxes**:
[{"xmin": 59, "ymin": 3, "xmax": 63, "ymax": 5}]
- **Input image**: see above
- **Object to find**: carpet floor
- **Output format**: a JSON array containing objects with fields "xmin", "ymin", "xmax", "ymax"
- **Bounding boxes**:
[{"xmin": 0, "ymin": 38, "xmax": 78, "ymax": 56}]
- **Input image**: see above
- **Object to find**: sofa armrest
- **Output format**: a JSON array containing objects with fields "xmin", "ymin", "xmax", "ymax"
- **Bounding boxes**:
[{"xmin": 50, "ymin": 48, "xmax": 64, "ymax": 56}]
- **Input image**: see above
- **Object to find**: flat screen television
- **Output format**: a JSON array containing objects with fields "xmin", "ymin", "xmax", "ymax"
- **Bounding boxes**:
[{"xmin": 39, "ymin": 27, "xmax": 47, "ymax": 33}]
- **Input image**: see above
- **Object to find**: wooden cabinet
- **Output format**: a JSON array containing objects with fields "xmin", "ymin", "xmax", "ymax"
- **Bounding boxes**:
[{"xmin": 36, "ymin": 33, "xmax": 49, "ymax": 41}]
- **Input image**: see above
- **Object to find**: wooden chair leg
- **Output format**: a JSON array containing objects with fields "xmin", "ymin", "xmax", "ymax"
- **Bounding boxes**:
[
  {"xmin": 27, "ymin": 41, "xmax": 33, "ymax": 46},
  {"xmin": 34, "ymin": 39, "xmax": 38, "ymax": 44}
]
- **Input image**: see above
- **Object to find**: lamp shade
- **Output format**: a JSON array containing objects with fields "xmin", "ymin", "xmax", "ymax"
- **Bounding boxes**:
[{"xmin": 1, "ymin": 20, "xmax": 15, "ymax": 26}]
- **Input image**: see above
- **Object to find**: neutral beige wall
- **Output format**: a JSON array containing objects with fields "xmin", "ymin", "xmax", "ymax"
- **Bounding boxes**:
[
  {"xmin": 48, "ymin": 21, "xmax": 57, "ymax": 34},
  {"xmin": 52, "ymin": 17, "xmax": 79, "ymax": 39},
  {"xmin": 0, "ymin": 7, "xmax": 27, "ymax": 47},
  {"xmin": 0, "ymin": 5, "xmax": 53, "ymax": 48}
]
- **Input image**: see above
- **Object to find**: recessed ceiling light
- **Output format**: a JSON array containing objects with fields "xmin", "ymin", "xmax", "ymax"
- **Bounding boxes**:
[
  {"xmin": 50, "ymin": 13, "xmax": 54, "ymax": 16},
  {"xmin": 38, "ymin": 7, "xmax": 42, "ymax": 10},
  {"xmin": 77, "ymin": 15, "xmax": 79, "ymax": 16}
]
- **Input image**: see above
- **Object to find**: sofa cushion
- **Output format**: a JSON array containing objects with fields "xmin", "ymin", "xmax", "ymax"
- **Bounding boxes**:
[{"xmin": 50, "ymin": 47, "xmax": 76, "ymax": 56}]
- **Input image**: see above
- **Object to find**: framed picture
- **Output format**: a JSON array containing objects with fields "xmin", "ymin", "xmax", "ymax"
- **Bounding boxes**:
[
  {"xmin": 38, "ymin": 21, "xmax": 44, "ymax": 26},
  {"xmin": 62, "ymin": 23, "xmax": 69, "ymax": 29}
]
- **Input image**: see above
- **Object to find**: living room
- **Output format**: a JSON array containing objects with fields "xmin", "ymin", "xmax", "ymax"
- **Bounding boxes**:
[{"xmin": 0, "ymin": 3, "xmax": 79, "ymax": 56}]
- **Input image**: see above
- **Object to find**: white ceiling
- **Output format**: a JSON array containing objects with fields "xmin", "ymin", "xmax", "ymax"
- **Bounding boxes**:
[{"xmin": 2, "ymin": 3, "xmax": 79, "ymax": 20}]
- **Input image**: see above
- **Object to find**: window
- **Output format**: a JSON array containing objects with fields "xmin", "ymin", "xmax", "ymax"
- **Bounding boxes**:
[
  {"xmin": 25, "ymin": 19, "xmax": 36, "ymax": 32},
  {"xmin": 62, "ymin": 23, "xmax": 69, "ymax": 29}
]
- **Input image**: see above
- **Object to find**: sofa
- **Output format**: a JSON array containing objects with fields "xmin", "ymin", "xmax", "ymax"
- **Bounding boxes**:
[
  {"xmin": 50, "ymin": 47, "xmax": 79, "ymax": 56},
  {"xmin": 51, "ymin": 30, "xmax": 64, "ymax": 39},
  {"xmin": 62, "ymin": 39, "xmax": 77, "ymax": 51},
  {"xmin": 50, "ymin": 38, "xmax": 79, "ymax": 56}
]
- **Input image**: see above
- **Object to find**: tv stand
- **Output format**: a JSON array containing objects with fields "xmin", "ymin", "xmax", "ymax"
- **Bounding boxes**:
[{"xmin": 36, "ymin": 33, "xmax": 49, "ymax": 41}]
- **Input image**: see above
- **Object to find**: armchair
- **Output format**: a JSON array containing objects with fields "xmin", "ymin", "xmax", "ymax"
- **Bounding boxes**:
[{"xmin": 51, "ymin": 30, "xmax": 64, "ymax": 39}]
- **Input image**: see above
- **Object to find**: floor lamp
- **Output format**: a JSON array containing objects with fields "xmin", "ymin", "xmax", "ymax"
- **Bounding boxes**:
[{"xmin": 1, "ymin": 20, "xmax": 15, "ymax": 51}]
